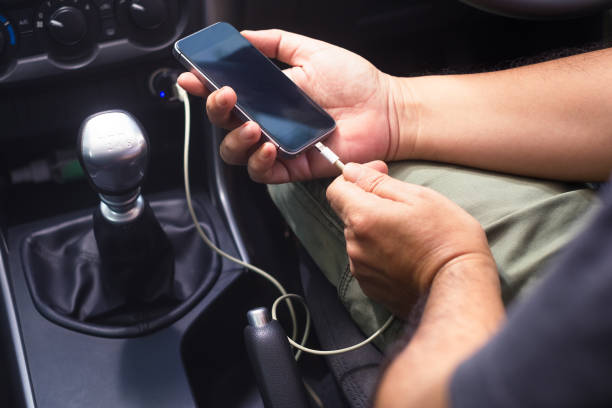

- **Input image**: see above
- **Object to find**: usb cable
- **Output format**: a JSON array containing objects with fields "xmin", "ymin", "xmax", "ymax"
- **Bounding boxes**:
[{"xmin": 176, "ymin": 82, "xmax": 392, "ymax": 359}]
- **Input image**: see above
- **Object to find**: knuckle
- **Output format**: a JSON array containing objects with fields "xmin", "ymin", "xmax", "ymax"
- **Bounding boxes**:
[
  {"xmin": 247, "ymin": 155, "xmax": 262, "ymax": 173},
  {"xmin": 205, "ymin": 102, "xmax": 219, "ymax": 122},
  {"xmin": 247, "ymin": 166, "xmax": 264, "ymax": 183},
  {"xmin": 223, "ymin": 130, "xmax": 240, "ymax": 150},
  {"xmin": 346, "ymin": 211, "xmax": 369, "ymax": 235},
  {"xmin": 343, "ymin": 226, "xmax": 355, "ymax": 242},
  {"xmin": 364, "ymin": 173, "xmax": 389, "ymax": 195},
  {"xmin": 345, "ymin": 241, "xmax": 360, "ymax": 261},
  {"xmin": 219, "ymin": 138, "xmax": 241, "ymax": 165},
  {"xmin": 206, "ymin": 93, "xmax": 228, "ymax": 119},
  {"xmin": 325, "ymin": 183, "xmax": 333, "ymax": 200},
  {"xmin": 414, "ymin": 186, "xmax": 432, "ymax": 201},
  {"xmin": 247, "ymin": 149, "xmax": 271, "ymax": 177},
  {"xmin": 325, "ymin": 182, "xmax": 338, "ymax": 202},
  {"xmin": 268, "ymin": 28, "xmax": 285, "ymax": 38},
  {"xmin": 218, "ymin": 143, "xmax": 232, "ymax": 164}
]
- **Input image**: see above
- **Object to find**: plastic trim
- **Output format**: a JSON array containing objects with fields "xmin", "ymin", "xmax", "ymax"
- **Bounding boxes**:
[
  {"xmin": 460, "ymin": 0, "xmax": 612, "ymax": 19},
  {"xmin": 0, "ymin": 235, "xmax": 35, "ymax": 407},
  {"xmin": 210, "ymin": 126, "xmax": 251, "ymax": 264}
]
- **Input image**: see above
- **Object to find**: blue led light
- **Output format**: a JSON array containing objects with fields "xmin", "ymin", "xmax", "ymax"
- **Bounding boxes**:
[
  {"xmin": 159, "ymin": 91, "xmax": 166, "ymax": 98},
  {"xmin": 1, "ymin": 15, "xmax": 17, "ymax": 45},
  {"xmin": 7, "ymin": 26, "xmax": 16, "ymax": 45}
]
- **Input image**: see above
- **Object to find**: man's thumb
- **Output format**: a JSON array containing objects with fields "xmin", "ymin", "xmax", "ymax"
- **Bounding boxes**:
[{"xmin": 343, "ymin": 162, "xmax": 390, "ymax": 193}]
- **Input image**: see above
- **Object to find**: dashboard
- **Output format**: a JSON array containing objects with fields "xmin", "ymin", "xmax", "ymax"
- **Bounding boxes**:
[{"xmin": 0, "ymin": 0, "xmax": 191, "ymax": 83}]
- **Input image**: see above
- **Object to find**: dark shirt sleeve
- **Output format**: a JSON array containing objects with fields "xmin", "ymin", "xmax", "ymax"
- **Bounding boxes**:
[{"xmin": 450, "ymin": 184, "xmax": 612, "ymax": 408}]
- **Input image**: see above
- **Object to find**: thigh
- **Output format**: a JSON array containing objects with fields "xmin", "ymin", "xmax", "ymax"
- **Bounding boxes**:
[
  {"xmin": 268, "ymin": 161, "xmax": 600, "ymax": 348},
  {"xmin": 387, "ymin": 162, "xmax": 599, "ymax": 299}
]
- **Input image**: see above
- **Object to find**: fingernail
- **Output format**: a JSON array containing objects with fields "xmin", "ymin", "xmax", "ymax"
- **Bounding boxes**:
[
  {"xmin": 240, "ymin": 122, "xmax": 253, "ymax": 140},
  {"xmin": 343, "ymin": 163, "xmax": 363, "ymax": 183},
  {"xmin": 262, "ymin": 146, "xmax": 272, "ymax": 159},
  {"xmin": 216, "ymin": 88, "xmax": 228, "ymax": 107},
  {"xmin": 262, "ymin": 144, "xmax": 275, "ymax": 159}
]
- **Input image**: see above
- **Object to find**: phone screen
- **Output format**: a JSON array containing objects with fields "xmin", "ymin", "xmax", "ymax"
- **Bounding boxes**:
[{"xmin": 175, "ymin": 22, "xmax": 336, "ymax": 155}]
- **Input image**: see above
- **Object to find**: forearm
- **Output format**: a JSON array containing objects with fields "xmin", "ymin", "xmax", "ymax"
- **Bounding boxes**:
[
  {"xmin": 391, "ymin": 48, "xmax": 612, "ymax": 181},
  {"xmin": 375, "ymin": 255, "xmax": 505, "ymax": 408}
]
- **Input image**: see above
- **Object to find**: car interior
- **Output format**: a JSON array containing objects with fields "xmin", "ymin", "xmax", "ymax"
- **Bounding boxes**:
[{"xmin": 0, "ymin": 0, "xmax": 610, "ymax": 407}]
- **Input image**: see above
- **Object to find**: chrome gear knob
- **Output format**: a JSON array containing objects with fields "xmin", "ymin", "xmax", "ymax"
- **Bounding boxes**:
[{"xmin": 78, "ymin": 110, "xmax": 149, "ymax": 223}]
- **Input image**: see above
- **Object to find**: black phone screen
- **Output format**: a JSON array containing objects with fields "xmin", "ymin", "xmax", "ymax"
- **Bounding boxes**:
[{"xmin": 175, "ymin": 22, "xmax": 336, "ymax": 155}]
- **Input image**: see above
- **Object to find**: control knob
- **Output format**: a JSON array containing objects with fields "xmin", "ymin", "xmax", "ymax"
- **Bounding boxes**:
[
  {"xmin": 128, "ymin": 0, "xmax": 167, "ymax": 30},
  {"xmin": 48, "ymin": 6, "xmax": 87, "ymax": 46}
]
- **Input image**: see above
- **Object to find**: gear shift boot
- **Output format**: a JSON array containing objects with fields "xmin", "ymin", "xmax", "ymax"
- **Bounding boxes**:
[
  {"xmin": 21, "ymin": 196, "xmax": 221, "ymax": 336},
  {"xmin": 93, "ymin": 201, "xmax": 174, "ymax": 316}
]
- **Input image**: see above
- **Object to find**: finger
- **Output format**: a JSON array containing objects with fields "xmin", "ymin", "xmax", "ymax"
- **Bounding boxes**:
[
  {"xmin": 282, "ymin": 66, "xmax": 302, "ymax": 85},
  {"xmin": 247, "ymin": 142, "xmax": 291, "ymax": 184},
  {"xmin": 362, "ymin": 160, "xmax": 388, "ymax": 174},
  {"xmin": 342, "ymin": 162, "xmax": 420, "ymax": 203},
  {"xmin": 327, "ymin": 175, "xmax": 384, "ymax": 225},
  {"xmin": 241, "ymin": 29, "xmax": 326, "ymax": 66},
  {"xmin": 178, "ymin": 74, "xmax": 242, "ymax": 129},
  {"xmin": 177, "ymin": 72, "xmax": 208, "ymax": 97},
  {"xmin": 206, "ymin": 86, "xmax": 242, "ymax": 129},
  {"xmin": 327, "ymin": 175, "xmax": 363, "ymax": 218},
  {"xmin": 219, "ymin": 121, "xmax": 262, "ymax": 165}
]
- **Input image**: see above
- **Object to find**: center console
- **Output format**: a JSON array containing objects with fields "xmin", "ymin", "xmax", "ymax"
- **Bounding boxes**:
[{"xmin": 0, "ymin": 0, "xmax": 285, "ymax": 406}]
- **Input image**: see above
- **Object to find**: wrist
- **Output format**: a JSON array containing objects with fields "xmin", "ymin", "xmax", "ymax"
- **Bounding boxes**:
[
  {"xmin": 435, "ymin": 252, "xmax": 500, "ymax": 291},
  {"xmin": 433, "ymin": 252, "xmax": 504, "ymax": 332},
  {"xmin": 375, "ymin": 252, "xmax": 503, "ymax": 408},
  {"xmin": 385, "ymin": 74, "xmax": 421, "ymax": 161}
]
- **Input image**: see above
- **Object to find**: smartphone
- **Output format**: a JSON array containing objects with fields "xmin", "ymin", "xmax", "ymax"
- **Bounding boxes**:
[{"xmin": 174, "ymin": 22, "xmax": 336, "ymax": 157}]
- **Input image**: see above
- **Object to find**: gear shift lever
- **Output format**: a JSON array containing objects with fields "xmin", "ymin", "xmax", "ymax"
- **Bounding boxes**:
[
  {"xmin": 78, "ymin": 110, "xmax": 174, "ymax": 306},
  {"xmin": 19, "ymin": 109, "xmax": 217, "ymax": 334},
  {"xmin": 78, "ymin": 110, "xmax": 148, "ymax": 224}
]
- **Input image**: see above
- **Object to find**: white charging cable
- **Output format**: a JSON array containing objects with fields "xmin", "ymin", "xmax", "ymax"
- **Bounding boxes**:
[{"xmin": 175, "ymin": 83, "xmax": 394, "ymax": 359}]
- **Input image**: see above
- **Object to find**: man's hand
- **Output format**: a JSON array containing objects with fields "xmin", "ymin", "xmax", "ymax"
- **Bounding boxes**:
[
  {"xmin": 326, "ymin": 162, "xmax": 493, "ymax": 318},
  {"xmin": 178, "ymin": 29, "xmax": 415, "ymax": 183},
  {"xmin": 328, "ymin": 162, "xmax": 503, "ymax": 408}
]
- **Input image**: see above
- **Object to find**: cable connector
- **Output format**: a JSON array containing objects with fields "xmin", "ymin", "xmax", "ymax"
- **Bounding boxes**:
[
  {"xmin": 314, "ymin": 142, "xmax": 345, "ymax": 171},
  {"xmin": 174, "ymin": 82, "xmax": 189, "ymax": 102}
]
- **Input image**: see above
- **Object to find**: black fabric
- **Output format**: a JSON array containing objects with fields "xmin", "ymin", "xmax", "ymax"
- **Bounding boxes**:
[
  {"xmin": 299, "ymin": 251, "xmax": 382, "ymax": 408},
  {"xmin": 21, "ymin": 197, "xmax": 221, "ymax": 337},
  {"xmin": 451, "ymin": 183, "xmax": 612, "ymax": 407}
]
